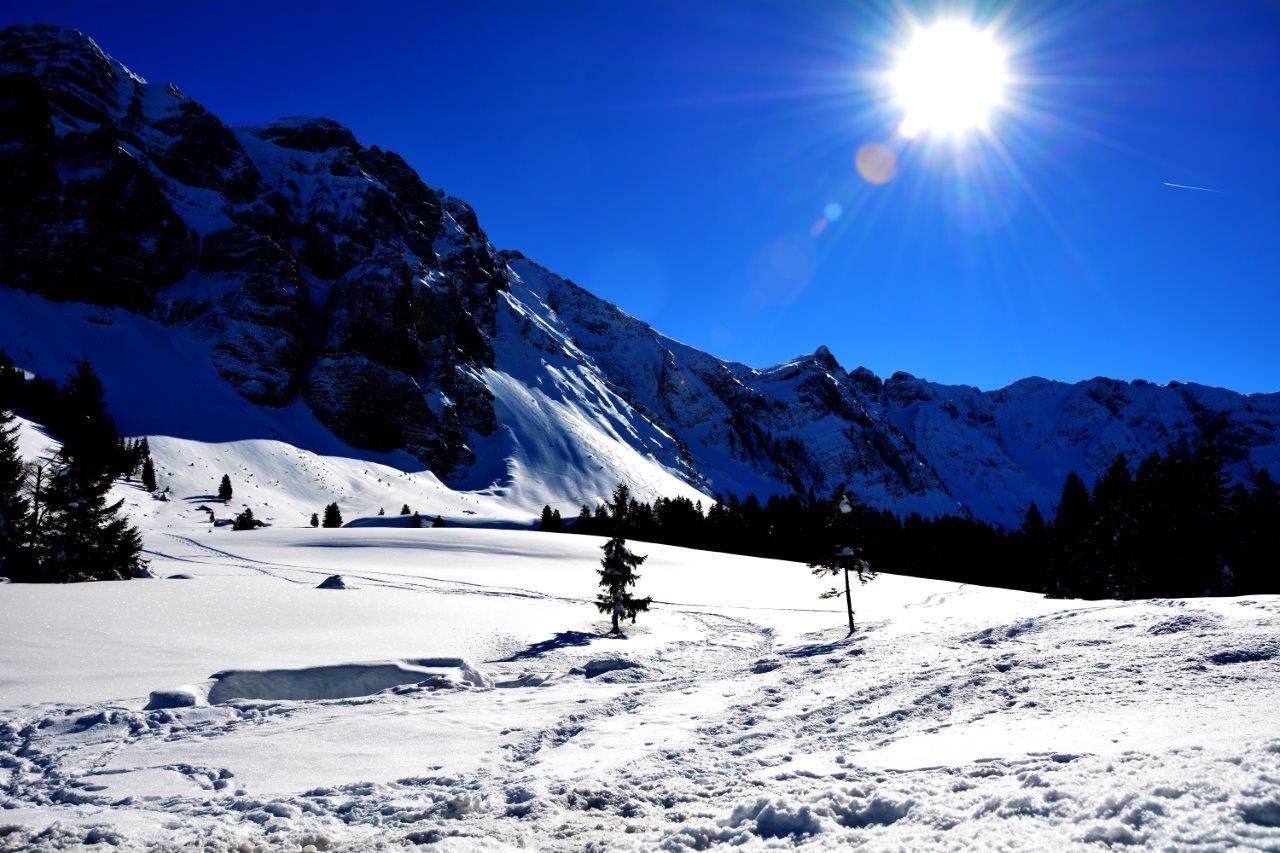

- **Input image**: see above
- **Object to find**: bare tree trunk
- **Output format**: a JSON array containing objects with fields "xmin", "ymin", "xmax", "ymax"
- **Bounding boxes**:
[{"xmin": 843, "ymin": 565, "xmax": 855, "ymax": 635}]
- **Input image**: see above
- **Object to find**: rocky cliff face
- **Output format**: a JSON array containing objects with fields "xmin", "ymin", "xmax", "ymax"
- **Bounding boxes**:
[
  {"xmin": 2, "ymin": 24, "xmax": 1278, "ymax": 525},
  {"xmin": 0, "ymin": 24, "xmax": 502, "ymax": 475}
]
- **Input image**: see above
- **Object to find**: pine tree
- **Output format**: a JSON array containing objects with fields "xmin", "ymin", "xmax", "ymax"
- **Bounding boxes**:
[
  {"xmin": 310, "ymin": 512, "xmax": 319, "ymax": 528},
  {"xmin": 36, "ymin": 359, "xmax": 143, "ymax": 581},
  {"xmin": 808, "ymin": 492, "xmax": 876, "ymax": 635},
  {"xmin": 540, "ymin": 504, "xmax": 564, "ymax": 532},
  {"xmin": 400, "ymin": 504, "xmax": 411, "ymax": 515},
  {"xmin": 1047, "ymin": 471, "xmax": 1092, "ymax": 597},
  {"xmin": 1089, "ymin": 454, "xmax": 1137, "ymax": 598},
  {"xmin": 232, "ymin": 507, "xmax": 257, "ymax": 531},
  {"xmin": 322, "ymin": 502, "xmax": 343, "ymax": 528},
  {"xmin": 432, "ymin": 515, "xmax": 444, "ymax": 528},
  {"xmin": 378, "ymin": 507, "xmax": 385, "ymax": 516},
  {"xmin": 1019, "ymin": 501, "xmax": 1049, "ymax": 592},
  {"xmin": 595, "ymin": 483, "xmax": 651, "ymax": 634},
  {"xmin": 218, "ymin": 474, "xmax": 233, "ymax": 503},
  {"xmin": 409, "ymin": 511, "xmax": 422, "ymax": 528},
  {"xmin": 141, "ymin": 457, "xmax": 157, "ymax": 492},
  {"xmin": 0, "ymin": 409, "xmax": 29, "ymax": 579}
]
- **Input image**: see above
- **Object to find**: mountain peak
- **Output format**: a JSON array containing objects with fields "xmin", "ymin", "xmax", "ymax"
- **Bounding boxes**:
[
  {"xmin": 0, "ymin": 23, "xmax": 143, "ymax": 85},
  {"xmin": 811, "ymin": 345, "xmax": 840, "ymax": 371}
]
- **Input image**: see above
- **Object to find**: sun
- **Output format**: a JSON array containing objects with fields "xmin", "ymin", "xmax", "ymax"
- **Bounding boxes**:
[{"xmin": 890, "ymin": 19, "xmax": 1009, "ymax": 139}]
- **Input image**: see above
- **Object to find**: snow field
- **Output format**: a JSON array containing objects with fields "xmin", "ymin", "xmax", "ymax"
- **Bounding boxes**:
[{"xmin": 2, "ymin": 521, "xmax": 1278, "ymax": 850}]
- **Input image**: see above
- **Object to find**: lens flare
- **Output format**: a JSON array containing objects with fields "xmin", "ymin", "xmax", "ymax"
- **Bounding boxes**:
[
  {"xmin": 856, "ymin": 143, "xmax": 897, "ymax": 184},
  {"xmin": 891, "ymin": 20, "xmax": 1009, "ymax": 138}
]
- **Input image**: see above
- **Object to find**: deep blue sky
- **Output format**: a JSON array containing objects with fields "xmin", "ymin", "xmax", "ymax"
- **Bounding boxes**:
[{"xmin": 6, "ymin": 1, "xmax": 1279, "ymax": 392}]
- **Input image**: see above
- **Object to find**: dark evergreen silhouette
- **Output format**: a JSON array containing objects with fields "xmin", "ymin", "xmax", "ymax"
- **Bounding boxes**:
[
  {"xmin": 400, "ymin": 504, "xmax": 411, "ymax": 515},
  {"xmin": 595, "ymin": 484, "xmax": 652, "ymax": 634},
  {"xmin": 232, "ymin": 508, "xmax": 259, "ymax": 531},
  {"xmin": 310, "ymin": 512, "xmax": 319, "ymax": 528},
  {"xmin": 432, "ymin": 515, "xmax": 444, "ymax": 528},
  {"xmin": 322, "ymin": 502, "xmax": 343, "ymax": 528},
  {"xmin": 0, "ymin": 409, "xmax": 29, "ymax": 579},
  {"xmin": 217, "ymin": 474, "xmax": 233, "ymax": 503},
  {"xmin": 539, "ymin": 504, "xmax": 564, "ymax": 532},
  {"xmin": 378, "ymin": 507, "xmax": 385, "ymax": 516},
  {"xmin": 31, "ymin": 359, "xmax": 144, "ymax": 581},
  {"xmin": 141, "ymin": 457, "xmax": 157, "ymax": 492},
  {"xmin": 551, "ymin": 441, "xmax": 1279, "ymax": 600},
  {"xmin": 409, "ymin": 511, "xmax": 422, "ymax": 528}
]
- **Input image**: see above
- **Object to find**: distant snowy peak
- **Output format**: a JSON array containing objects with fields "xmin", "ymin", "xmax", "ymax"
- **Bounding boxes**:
[{"xmin": 1, "ymin": 23, "xmax": 1278, "ymax": 525}]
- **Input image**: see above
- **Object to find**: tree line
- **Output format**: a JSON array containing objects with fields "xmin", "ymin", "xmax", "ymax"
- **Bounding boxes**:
[
  {"xmin": 1, "ymin": 353, "xmax": 145, "ymax": 582},
  {"xmin": 545, "ymin": 441, "xmax": 1279, "ymax": 600}
]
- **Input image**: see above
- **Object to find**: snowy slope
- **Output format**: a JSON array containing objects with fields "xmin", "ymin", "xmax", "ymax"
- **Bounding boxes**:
[{"xmin": 2, "ymin": 518, "xmax": 1278, "ymax": 849}]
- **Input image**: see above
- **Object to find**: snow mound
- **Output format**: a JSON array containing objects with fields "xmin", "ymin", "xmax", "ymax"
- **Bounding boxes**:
[
  {"xmin": 206, "ymin": 658, "xmax": 492, "ymax": 703},
  {"xmin": 142, "ymin": 686, "xmax": 204, "ymax": 710},
  {"xmin": 316, "ymin": 574, "xmax": 353, "ymax": 590},
  {"xmin": 580, "ymin": 657, "xmax": 644, "ymax": 680},
  {"xmin": 165, "ymin": 573, "xmax": 197, "ymax": 580}
]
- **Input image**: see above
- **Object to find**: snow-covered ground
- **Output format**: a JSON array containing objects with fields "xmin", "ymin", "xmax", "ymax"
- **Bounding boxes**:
[
  {"xmin": 2, "ymin": 541, "xmax": 1279, "ymax": 849},
  {"xmin": 2, "ymin": 421, "xmax": 1279, "ymax": 850}
]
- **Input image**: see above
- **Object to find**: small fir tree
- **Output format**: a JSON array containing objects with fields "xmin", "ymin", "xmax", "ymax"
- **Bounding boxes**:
[
  {"xmin": 218, "ymin": 474, "xmax": 233, "ymax": 503},
  {"xmin": 322, "ymin": 502, "xmax": 343, "ymax": 528},
  {"xmin": 540, "ymin": 505, "xmax": 564, "ymax": 532},
  {"xmin": 595, "ymin": 483, "xmax": 651, "ymax": 634},
  {"xmin": 378, "ymin": 507, "xmax": 385, "ymax": 516},
  {"xmin": 409, "ymin": 511, "xmax": 422, "ymax": 528},
  {"xmin": 310, "ymin": 512, "xmax": 319, "ymax": 528},
  {"xmin": 141, "ymin": 457, "xmax": 157, "ymax": 492},
  {"xmin": 232, "ymin": 507, "xmax": 258, "ymax": 531},
  {"xmin": 808, "ymin": 493, "xmax": 876, "ymax": 635},
  {"xmin": 400, "ymin": 504, "xmax": 411, "ymax": 515},
  {"xmin": 432, "ymin": 515, "xmax": 444, "ymax": 528}
]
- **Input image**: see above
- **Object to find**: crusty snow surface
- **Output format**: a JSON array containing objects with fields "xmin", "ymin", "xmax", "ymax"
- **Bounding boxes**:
[{"xmin": 2, "ymin": 428, "xmax": 1280, "ymax": 850}]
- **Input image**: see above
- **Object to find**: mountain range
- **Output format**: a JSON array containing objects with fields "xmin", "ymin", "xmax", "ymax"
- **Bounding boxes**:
[{"xmin": 3, "ymin": 23, "xmax": 1278, "ymax": 527}]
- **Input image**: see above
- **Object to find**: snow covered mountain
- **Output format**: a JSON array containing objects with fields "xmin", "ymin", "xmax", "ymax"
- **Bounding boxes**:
[{"xmin": 2, "ymin": 24, "xmax": 1278, "ymax": 526}]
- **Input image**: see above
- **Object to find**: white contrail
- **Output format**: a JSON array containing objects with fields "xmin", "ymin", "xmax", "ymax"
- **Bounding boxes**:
[{"xmin": 1163, "ymin": 181, "xmax": 1219, "ymax": 193}]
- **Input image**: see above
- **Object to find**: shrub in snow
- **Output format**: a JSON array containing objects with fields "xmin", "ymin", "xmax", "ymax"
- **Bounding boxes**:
[{"xmin": 232, "ymin": 508, "xmax": 261, "ymax": 531}]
